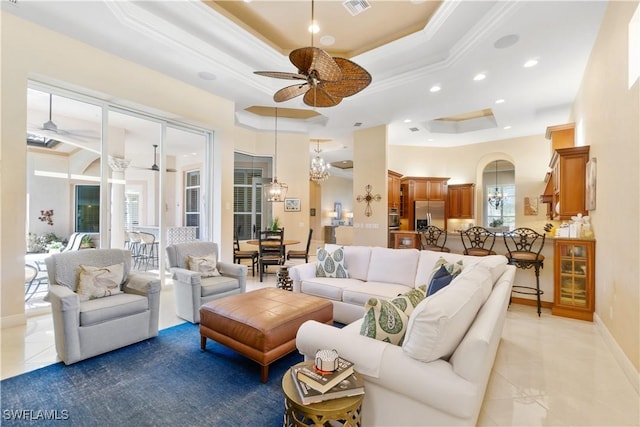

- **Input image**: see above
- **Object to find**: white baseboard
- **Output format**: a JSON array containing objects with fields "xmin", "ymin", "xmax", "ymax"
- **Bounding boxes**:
[
  {"xmin": 0, "ymin": 313, "xmax": 27, "ymax": 329},
  {"xmin": 594, "ymin": 313, "xmax": 640, "ymax": 394}
]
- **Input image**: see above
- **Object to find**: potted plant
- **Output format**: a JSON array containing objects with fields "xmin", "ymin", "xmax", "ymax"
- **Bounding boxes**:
[
  {"xmin": 80, "ymin": 234, "xmax": 94, "ymax": 249},
  {"xmin": 47, "ymin": 241, "xmax": 64, "ymax": 253},
  {"xmin": 270, "ymin": 217, "xmax": 280, "ymax": 231}
]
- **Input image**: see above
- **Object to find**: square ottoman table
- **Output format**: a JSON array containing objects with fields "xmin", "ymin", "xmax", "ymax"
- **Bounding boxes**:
[{"xmin": 200, "ymin": 287, "xmax": 333, "ymax": 383}]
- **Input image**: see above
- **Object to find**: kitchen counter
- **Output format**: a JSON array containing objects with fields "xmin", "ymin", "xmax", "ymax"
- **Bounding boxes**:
[{"xmin": 389, "ymin": 229, "xmax": 556, "ymax": 306}]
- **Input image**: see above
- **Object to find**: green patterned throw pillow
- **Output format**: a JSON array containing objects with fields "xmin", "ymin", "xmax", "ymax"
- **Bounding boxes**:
[
  {"xmin": 392, "ymin": 285, "xmax": 427, "ymax": 317},
  {"xmin": 360, "ymin": 297, "xmax": 409, "ymax": 346},
  {"xmin": 316, "ymin": 247, "xmax": 349, "ymax": 278}
]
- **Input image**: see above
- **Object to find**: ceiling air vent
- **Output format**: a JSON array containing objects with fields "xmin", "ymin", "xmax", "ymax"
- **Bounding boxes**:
[
  {"xmin": 354, "ymin": 122, "xmax": 363, "ymax": 127},
  {"xmin": 343, "ymin": 0, "xmax": 371, "ymax": 16},
  {"xmin": 409, "ymin": 127, "xmax": 420, "ymax": 132}
]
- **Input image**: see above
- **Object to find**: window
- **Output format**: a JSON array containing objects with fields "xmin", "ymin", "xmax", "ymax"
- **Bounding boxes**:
[
  {"xmin": 185, "ymin": 170, "xmax": 200, "ymax": 238},
  {"xmin": 124, "ymin": 192, "xmax": 140, "ymax": 230},
  {"xmin": 233, "ymin": 166, "xmax": 263, "ymax": 240},
  {"xmin": 486, "ymin": 184, "xmax": 516, "ymax": 230},
  {"xmin": 75, "ymin": 185, "xmax": 100, "ymax": 232}
]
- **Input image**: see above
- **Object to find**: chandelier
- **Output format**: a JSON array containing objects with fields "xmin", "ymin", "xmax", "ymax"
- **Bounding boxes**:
[
  {"xmin": 309, "ymin": 139, "xmax": 330, "ymax": 183},
  {"xmin": 264, "ymin": 108, "xmax": 288, "ymax": 202},
  {"xmin": 487, "ymin": 160, "xmax": 504, "ymax": 210}
]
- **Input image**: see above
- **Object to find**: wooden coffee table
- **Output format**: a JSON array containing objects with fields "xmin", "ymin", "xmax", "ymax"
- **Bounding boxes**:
[
  {"xmin": 199, "ymin": 288, "xmax": 333, "ymax": 383},
  {"xmin": 282, "ymin": 361, "xmax": 364, "ymax": 427}
]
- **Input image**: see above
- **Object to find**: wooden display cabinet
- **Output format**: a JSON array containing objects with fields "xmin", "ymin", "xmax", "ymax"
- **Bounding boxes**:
[
  {"xmin": 552, "ymin": 239, "xmax": 595, "ymax": 321},
  {"xmin": 448, "ymin": 184, "xmax": 475, "ymax": 219},
  {"xmin": 550, "ymin": 145, "xmax": 590, "ymax": 219}
]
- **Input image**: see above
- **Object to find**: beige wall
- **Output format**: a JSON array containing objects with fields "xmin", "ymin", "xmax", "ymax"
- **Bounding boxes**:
[
  {"xmin": 0, "ymin": 12, "xmax": 236, "ymax": 327},
  {"xmin": 353, "ymin": 125, "xmax": 388, "ymax": 247},
  {"xmin": 571, "ymin": 1, "xmax": 640, "ymax": 375}
]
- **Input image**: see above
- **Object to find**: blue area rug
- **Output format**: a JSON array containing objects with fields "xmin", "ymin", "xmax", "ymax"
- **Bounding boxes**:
[{"xmin": 1, "ymin": 322, "xmax": 304, "ymax": 426}]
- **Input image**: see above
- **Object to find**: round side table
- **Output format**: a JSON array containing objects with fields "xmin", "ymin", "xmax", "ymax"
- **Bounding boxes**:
[{"xmin": 282, "ymin": 362, "xmax": 364, "ymax": 427}]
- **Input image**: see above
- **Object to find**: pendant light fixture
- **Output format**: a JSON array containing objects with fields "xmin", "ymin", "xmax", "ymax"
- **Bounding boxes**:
[
  {"xmin": 264, "ymin": 107, "xmax": 288, "ymax": 202},
  {"xmin": 487, "ymin": 160, "xmax": 505, "ymax": 210},
  {"xmin": 309, "ymin": 139, "xmax": 330, "ymax": 183}
]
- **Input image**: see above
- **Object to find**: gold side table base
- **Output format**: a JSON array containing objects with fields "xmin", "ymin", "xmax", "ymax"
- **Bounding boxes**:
[{"xmin": 282, "ymin": 362, "xmax": 363, "ymax": 427}]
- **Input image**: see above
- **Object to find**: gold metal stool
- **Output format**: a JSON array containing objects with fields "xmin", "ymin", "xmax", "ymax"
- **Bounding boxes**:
[{"xmin": 282, "ymin": 362, "xmax": 363, "ymax": 427}]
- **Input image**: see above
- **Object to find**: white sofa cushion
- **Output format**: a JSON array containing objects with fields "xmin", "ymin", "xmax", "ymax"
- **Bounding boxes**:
[
  {"xmin": 301, "ymin": 277, "xmax": 363, "ymax": 301},
  {"xmin": 367, "ymin": 247, "xmax": 420, "ymax": 287},
  {"xmin": 402, "ymin": 268, "xmax": 486, "ymax": 362},
  {"xmin": 342, "ymin": 281, "xmax": 415, "ymax": 308},
  {"xmin": 415, "ymin": 251, "xmax": 508, "ymax": 288},
  {"xmin": 325, "ymin": 244, "xmax": 372, "ymax": 281}
]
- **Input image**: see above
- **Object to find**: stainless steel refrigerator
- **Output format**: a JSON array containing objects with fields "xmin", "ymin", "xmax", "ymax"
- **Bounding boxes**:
[{"xmin": 414, "ymin": 200, "xmax": 445, "ymax": 230}]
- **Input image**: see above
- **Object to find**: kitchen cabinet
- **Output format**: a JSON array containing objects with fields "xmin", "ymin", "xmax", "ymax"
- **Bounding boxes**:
[
  {"xmin": 401, "ymin": 177, "xmax": 450, "ymax": 230},
  {"xmin": 541, "ymin": 123, "xmax": 589, "ymax": 220},
  {"xmin": 388, "ymin": 170, "xmax": 402, "ymax": 210},
  {"xmin": 391, "ymin": 231, "xmax": 420, "ymax": 249},
  {"xmin": 552, "ymin": 239, "xmax": 595, "ymax": 321},
  {"xmin": 550, "ymin": 145, "xmax": 590, "ymax": 220},
  {"xmin": 448, "ymin": 184, "xmax": 475, "ymax": 219}
]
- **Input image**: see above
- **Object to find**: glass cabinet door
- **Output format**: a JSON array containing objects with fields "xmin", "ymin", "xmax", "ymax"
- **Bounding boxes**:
[
  {"xmin": 558, "ymin": 243, "xmax": 588, "ymax": 307},
  {"xmin": 553, "ymin": 239, "xmax": 595, "ymax": 321}
]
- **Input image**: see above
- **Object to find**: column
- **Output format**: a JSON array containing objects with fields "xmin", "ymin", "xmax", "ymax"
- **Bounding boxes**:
[{"xmin": 109, "ymin": 156, "xmax": 130, "ymax": 249}]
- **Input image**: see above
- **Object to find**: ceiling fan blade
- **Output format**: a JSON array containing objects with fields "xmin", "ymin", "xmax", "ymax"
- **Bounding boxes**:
[
  {"xmin": 303, "ymin": 85, "xmax": 342, "ymax": 108},
  {"xmin": 323, "ymin": 58, "xmax": 372, "ymax": 98},
  {"xmin": 254, "ymin": 71, "xmax": 307, "ymax": 81},
  {"xmin": 274, "ymin": 83, "xmax": 310, "ymax": 102},
  {"xmin": 289, "ymin": 47, "xmax": 341, "ymax": 82}
]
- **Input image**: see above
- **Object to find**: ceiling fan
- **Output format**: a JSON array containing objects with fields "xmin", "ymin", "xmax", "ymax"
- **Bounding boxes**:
[
  {"xmin": 253, "ymin": 1, "xmax": 372, "ymax": 107},
  {"xmin": 36, "ymin": 93, "xmax": 99, "ymax": 140},
  {"xmin": 132, "ymin": 144, "xmax": 177, "ymax": 172}
]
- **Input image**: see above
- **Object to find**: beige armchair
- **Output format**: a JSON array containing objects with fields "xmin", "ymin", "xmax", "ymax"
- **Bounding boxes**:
[
  {"xmin": 166, "ymin": 241, "xmax": 247, "ymax": 323},
  {"xmin": 45, "ymin": 249, "xmax": 161, "ymax": 365}
]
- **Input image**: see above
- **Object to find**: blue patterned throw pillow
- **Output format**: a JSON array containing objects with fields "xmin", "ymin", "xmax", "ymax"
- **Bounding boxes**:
[
  {"xmin": 316, "ymin": 247, "xmax": 349, "ymax": 278},
  {"xmin": 426, "ymin": 257, "xmax": 463, "ymax": 296}
]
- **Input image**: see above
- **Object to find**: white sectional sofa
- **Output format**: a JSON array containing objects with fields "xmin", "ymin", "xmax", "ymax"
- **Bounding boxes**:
[{"xmin": 290, "ymin": 245, "xmax": 515, "ymax": 426}]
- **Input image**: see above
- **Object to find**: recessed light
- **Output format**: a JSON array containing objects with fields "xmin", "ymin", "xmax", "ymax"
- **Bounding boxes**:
[
  {"xmin": 430, "ymin": 85, "xmax": 441, "ymax": 93},
  {"xmin": 427, "ymin": 138, "xmax": 434, "ymax": 142},
  {"xmin": 198, "ymin": 71, "xmax": 217, "ymax": 81},
  {"xmin": 495, "ymin": 99, "xmax": 505, "ymax": 104},
  {"xmin": 524, "ymin": 59, "xmax": 539, "ymax": 68},
  {"xmin": 494, "ymin": 34, "xmax": 519, "ymax": 49},
  {"xmin": 473, "ymin": 73, "xmax": 486, "ymax": 81},
  {"xmin": 503, "ymin": 125, "xmax": 512, "ymax": 130},
  {"xmin": 404, "ymin": 119, "xmax": 412, "ymax": 123},
  {"xmin": 319, "ymin": 35, "xmax": 335, "ymax": 46}
]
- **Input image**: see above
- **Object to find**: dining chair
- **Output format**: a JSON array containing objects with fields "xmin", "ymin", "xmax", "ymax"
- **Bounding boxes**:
[
  {"xmin": 234, "ymin": 231, "xmax": 258, "ymax": 276},
  {"xmin": 418, "ymin": 225, "xmax": 450, "ymax": 252},
  {"xmin": 287, "ymin": 228, "xmax": 313, "ymax": 262},
  {"xmin": 460, "ymin": 226, "xmax": 497, "ymax": 256},
  {"xmin": 258, "ymin": 229, "xmax": 284, "ymax": 282}
]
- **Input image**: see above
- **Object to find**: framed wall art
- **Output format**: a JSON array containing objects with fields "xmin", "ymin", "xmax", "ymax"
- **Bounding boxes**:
[{"xmin": 284, "ymin": 198, "xmax": 301, "ymax": 212}]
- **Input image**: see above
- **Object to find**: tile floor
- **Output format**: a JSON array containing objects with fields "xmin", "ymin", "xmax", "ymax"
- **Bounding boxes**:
[{"xmin": 2, "ymin": 267, "xmax": 639, "ymax": 426}]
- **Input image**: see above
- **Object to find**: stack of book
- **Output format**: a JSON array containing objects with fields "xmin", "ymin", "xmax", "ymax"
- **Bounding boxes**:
[{"xmin": 290, "ymin": 358, "xmax": 364, "ymax": 405}]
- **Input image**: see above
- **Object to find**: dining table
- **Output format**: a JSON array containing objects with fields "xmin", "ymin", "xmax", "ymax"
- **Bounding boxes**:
[{"xmin": 246, "ymin": 239, "xmax": 300, "ymax": 248}]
